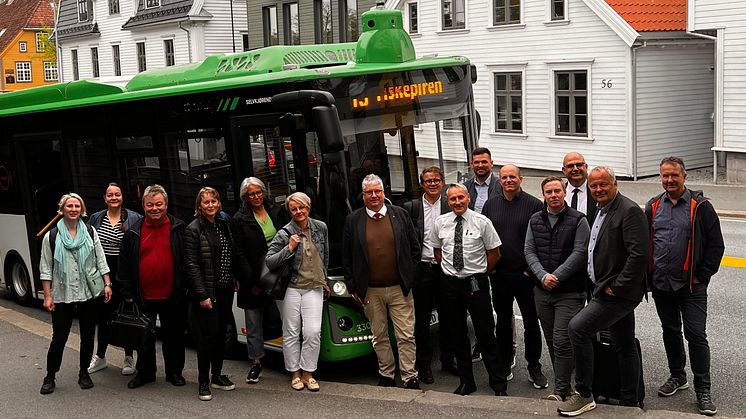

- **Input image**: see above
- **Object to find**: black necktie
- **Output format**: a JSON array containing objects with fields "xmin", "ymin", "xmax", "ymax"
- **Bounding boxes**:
[
  {"xmin": 454, "ymin": 215, "xmax": 464, "ymax": 271},
  {"xmin": 571, "ymin": 188, "xmax": 580, "ymax": 209}
]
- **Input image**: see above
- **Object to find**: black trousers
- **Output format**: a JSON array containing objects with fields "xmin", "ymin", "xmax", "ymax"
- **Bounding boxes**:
[
  {"xmin": 136, "ymin": 298, "xmax": 185, "ymax": 378},
  {"xmin": 490, "ymin": 272, "xmax": 543, "ymax": 373},
  {"xmin": 94, "ymin": 255, "xmax": 133, "ymax": 358},
  {"xmin": 190, "ymin": 288, "xmax": 234, "ymax": 383},
  {"xmin": 413, "ymin": 262, "xmax": 453, "ymax": 367},
  {"xmin": 652, "ymin": 283, "xmax": 711, "ymax": 392},
  {"xmin": 46, "ymin": 299, "xmax": 97, "ymax": 375},
  {"xmin": 441, "ymin": 273, "xmax": 507, "ymax": 393}
]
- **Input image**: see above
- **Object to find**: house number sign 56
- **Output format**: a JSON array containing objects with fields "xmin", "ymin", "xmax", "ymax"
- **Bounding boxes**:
[{"xmin": 601, "ymin": 79, "xmax": 613, "ymax": 88}]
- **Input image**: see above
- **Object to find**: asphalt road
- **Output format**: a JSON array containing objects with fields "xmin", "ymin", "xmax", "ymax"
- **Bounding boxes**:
[{"xmin": 1, "ymin": 218, "xmax": 744, "ymax": 417}]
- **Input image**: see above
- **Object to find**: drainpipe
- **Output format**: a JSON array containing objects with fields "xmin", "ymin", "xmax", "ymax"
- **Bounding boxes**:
[
  {"xmin": 630, "ymin": 41, "xmax": 647, "ymax": 180},
  {"xmin": 178, "ymin": 21, "xmax": 192, "ymax": 63},
  {"xmin": 687, "ymin": 29, "xmax": 719, "ymax": 183}
]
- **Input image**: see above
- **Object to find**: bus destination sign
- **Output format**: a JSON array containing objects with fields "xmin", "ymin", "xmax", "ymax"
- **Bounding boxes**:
[{"xmin": 352, "ymin": 81, "xmax": 443, "ymax": 110}]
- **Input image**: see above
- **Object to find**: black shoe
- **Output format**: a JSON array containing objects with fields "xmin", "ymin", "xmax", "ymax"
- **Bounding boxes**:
[
  {"xmin": 128, "ymin": 374, "xmax": 156, "ymax": 389},
  {"xmin": 246, "ymin": 363, "xmax": 262, "ymax": 384},
  {"xmin": 211, "ymin": 375, "xmax": 235, "ymax": 391},
  {"xmin": 528, "ymin": 367, "xmax": 549, "ymax": 389},
  {"xmin": 696, "ymin": 392, "xmax": 717, "ymax": 416},
  {"xmin": 40, "ymin": 376, "xmax": 55, "ymax": 395},
  {"xmin": 166, "ymin": 374, "xmax": 186, "ymax": 387},
  {"xmin": 78, "ymin": 372, "xmax": 94, "ymax": 390},
  {"xmin": 441, "ymin": 359, "xmax": 458, "ymax": 376},
  {"xmin": 198, "ymin": 382, "xmax": 213, "ymax": 401},
  {"xmin": 454, "ymin": 382, "xmax": 477, "ymax": 396},
  {"xmin": 495, "ymin": 390, "xmax": 508, "ymax": 396},
  {"xmin": 418, "ymin": 364, "xmax": 434, "ymax": 384},
  {"xmin": 404, "ymin": 377, "xmax": 421, "ymax": 390},
  {"xmin": 377, "ymin": 375, "xmax": 396, "ymax": 387}
]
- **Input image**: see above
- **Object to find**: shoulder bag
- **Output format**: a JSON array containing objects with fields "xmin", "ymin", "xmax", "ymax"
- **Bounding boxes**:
[
  {"xmin": 258, "ymin": 228, "xmax": 293, "ymax": 300},
  {"xmin": 108, "ymin": 301, "xmax": 155, "ymax": 350}
]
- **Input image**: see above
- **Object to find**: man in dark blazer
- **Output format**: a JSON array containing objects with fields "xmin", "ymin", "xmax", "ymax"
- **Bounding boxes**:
[
  {"xmin": 558, "ymin": 166, "xmax": 650, "ymax": 417},
  {"xmin": 464, "ymin": 147, "xmax": 502, "ymax": 213},
  {"xmin": 343, "ymin": 174, "xmax": 421, "ymax": 390},
  {"xmin": 403, "ymin": 166, "xmax": 454, "ymax": 383}
]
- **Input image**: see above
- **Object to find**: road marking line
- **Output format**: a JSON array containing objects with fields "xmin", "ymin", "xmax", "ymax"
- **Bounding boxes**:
[{"xmin": 722, "ymin": 256, "xmax": 746, "ymax": 268}]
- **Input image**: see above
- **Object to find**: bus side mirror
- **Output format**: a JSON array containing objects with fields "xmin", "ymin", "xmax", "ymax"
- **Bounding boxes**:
[
  {"xmin": 312, "ymin": 105, "xmax": 345, "ymax": 153},
  {"xmin": 278, "ymin": 112, "xmax": 305, "ymax": 137}
]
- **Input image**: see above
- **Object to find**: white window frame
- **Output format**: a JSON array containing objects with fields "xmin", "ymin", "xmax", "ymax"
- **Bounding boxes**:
[
  {"xmin": 441, "ymin": 118, "xmax": 463, "ymax": 132},
  {"xmin": 43, "ymin": 61, "xmax": 58, "ymax": 81},
  {"xmin": 545, "ymin": 0, "xmax": 569, "ymax": 24},
  {"xmin": 91, "ymin": 46, "xmax": 99, "ymax": 78},
  {"xmin": 112, "ymin": 44, "xmax": 122, "ymax": 76},
  {"xmin": 136, "ymin": 41, "xmax": 147, "ymax": 73},
  {"xmin": 406, "ymin": 1, "xmax": 420, "ymax": 35},
  {"xmin": 262, "ymin": 5, "xmax": 279, "ymax": 46},
  {"xmin": 16, "ymin": 62, "xmax": 32, "ymax": 82},
  {"xmin": 547, "ymin": 60, "xmax": 594, "ymax": 140},
  {"xmin": 109, "ymin": 0, "xmax": 120, "ymax": 14},
  {"xmin": 163, "ymin": 38, "xmax": 175, "ymax": 66},
  {"xmin": 71, "ymin": 49, "xmax": 79, "ymax": 81},
  {"xmin": 36, "ymin": 32, "xmax": 47, "ymax": 52},
  {"xmin": 441, "ymin": 0, "xmax": 467, "ymax": 32},
  {"xmin": 145, "ymin": 0, "xmax": 160, "ymax": 9},
  {"xmin": 19, "ymin": 41, "xmax": 27, "ymax": 52},
  {"xmin": 491, "ymin": 0, "xmax": 523, "ymax": 27},
  {"xmin": 486, "ymin": 63, "xmax": 527, "ymax": 136},
  {"xmin": 78, "ymin": 0, "xmax": 90, "ymax": 22}
]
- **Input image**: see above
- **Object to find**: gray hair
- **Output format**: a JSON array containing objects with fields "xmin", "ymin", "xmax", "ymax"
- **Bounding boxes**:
[
  {"xmin": 446, "ymin": 183, "xmax": 469, "ymax": 196},
  {"xmin": 142, "ymin": 184, "xmax": 168, "ymax": 206},
  {"xmin": 590, "ymin": 166, "xmax": 616, "ymax": 183},
  {"xmin": 362, "ymin": 173, "xmax": 384, "ymax": 190},
  {"xmin": 57, "ymin": 192, "xmax": 87, "ymax": 217},
  {"xmin": 285, "ymin": 192, "xmax": 312, "ymax": 212},
  {"xmin": 239, "ymin": 177, "xmax": 267, "ymax": 202}
]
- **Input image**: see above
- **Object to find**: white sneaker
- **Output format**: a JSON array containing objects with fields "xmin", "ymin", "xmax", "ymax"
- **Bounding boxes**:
[
  {"xmin": 507, "ymin": 372, "xmax": 514, "ymax": 381},
  {"xmin": 121, "ymin": 356, "xmax": 136, "ymax": 376},
  {"xmin": 87, "ymin": 355, "xmax": 107, "ymax": 374}
]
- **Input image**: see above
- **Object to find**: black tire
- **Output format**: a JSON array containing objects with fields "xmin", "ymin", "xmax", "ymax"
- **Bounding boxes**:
[{"xmin": 6, "ymin": 256, "xmax": 34, "ymax": 305}]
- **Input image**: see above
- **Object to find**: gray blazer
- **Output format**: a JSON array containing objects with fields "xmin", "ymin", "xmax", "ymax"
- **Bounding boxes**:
[
  {"xmin": 265, "ymin": 218, "xmax": 329, "ymax": 284},
  {"xmin": 464, "ymin": 173, "xmax": 502, "ymax": 211}
]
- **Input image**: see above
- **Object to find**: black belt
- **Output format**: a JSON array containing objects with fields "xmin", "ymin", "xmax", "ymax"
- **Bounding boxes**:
[
  {"xmin": 444, "ymin": 273, "xmax": 487, "ymax": 281},
  {"xmin": 420, "ymin": 260, "xmax": 440, "ymax": 269}
]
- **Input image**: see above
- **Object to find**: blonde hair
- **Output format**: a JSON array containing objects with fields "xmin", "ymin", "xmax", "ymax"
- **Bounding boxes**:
[
  {"xmin": 57, "ymin": 193, "xmax": 87, "ymax": 217},
  {"xmin": 285, "ymin": 192, "xmax": 312, "ymax": 212},
  {"xmin": 194, "ymin": 187, "xmax": 222, "ymax": 217}
]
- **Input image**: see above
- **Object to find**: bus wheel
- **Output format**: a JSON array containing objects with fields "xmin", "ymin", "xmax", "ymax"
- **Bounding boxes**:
[{"xmin": 6, "ymin": 257, "xmax": 33, "ymax": 305}]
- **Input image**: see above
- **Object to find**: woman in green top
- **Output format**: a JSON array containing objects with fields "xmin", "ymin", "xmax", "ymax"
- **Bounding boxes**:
[{"xmin": 39, "ymin": 193, "xmax": 112, "ymax": 395}]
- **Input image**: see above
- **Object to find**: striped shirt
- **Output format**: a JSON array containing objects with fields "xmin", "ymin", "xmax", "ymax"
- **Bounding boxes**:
[{"xmin": 97, "ymin": 214, "xmax": 124, "ymax": 256}]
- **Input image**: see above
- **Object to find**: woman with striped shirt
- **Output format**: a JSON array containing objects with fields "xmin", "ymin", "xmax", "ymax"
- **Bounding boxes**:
[{"xmin": 86, "ymin": 183, "xmax": 143, "ymax": 376}]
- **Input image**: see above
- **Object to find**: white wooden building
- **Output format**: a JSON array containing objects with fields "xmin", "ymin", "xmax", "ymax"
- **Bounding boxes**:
[
  {"xmin": 54, "ymin": 0, "xmax": 248, "ymax": 85},
  {"xmin": 689, "ymin": 0, "xmax": 746, "ymax": 183},
  {"xmin": 386, "ymin": 0, "xmax": 715, "ymax": 178}
]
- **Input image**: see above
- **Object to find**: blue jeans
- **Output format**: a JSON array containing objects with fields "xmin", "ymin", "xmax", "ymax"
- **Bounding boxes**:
[
  {"xmin": 652, "ymin": 283, "xmax": 711, "ymax": 392},
  {"xmin": 569, "ymin": 295, "xmax": 640, "ymax": 404}
]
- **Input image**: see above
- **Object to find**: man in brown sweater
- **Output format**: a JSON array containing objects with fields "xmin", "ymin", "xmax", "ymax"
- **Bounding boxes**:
[{"xmin": 343, "ymin": 174, "xmax": 421, "ymax": 389}]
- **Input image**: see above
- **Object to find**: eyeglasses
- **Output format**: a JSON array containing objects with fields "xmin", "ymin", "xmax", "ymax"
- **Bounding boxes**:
[
  {"xmin": 246, "ymin": 191, "xmax": 263, "ymax": 198},
  {"xmin": 289, "ymin": 205, "xmax": 307, "ymax": 214},
  {"xmin": 423, "ymin": 179, "xmax": 442, "ymax": 184},
  {"xmin": 563, "ymin": 162, "xmax": 586, "ymax": 169},
  {"xmin": 363, "ymin": 189, "xmax": 384, "ymax": 196}
]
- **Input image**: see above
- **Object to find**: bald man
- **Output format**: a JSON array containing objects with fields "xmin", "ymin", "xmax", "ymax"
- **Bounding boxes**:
[{"xmin": 562, "ymin": 152, "xmax": 597, "ymax": 225}]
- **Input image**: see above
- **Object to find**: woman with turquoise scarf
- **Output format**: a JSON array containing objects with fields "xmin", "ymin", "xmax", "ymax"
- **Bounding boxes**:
[{"xmin": 38, "ymin": 193, "xmax": 112, "ymax": 395}]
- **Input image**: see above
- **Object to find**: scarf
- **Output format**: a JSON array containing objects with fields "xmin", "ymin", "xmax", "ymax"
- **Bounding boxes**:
[{"xmin": 53, "ymin": 218, "xmax": 94, "ymax": 284}]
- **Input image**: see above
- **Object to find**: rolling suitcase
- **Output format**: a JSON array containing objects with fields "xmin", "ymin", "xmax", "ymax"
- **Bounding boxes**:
[{"xmin": 592, "ymin": 330, "xmax": 645, "ymax": 408}]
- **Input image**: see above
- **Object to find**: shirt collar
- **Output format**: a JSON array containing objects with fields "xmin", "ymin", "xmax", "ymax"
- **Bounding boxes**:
[
  {"xmin": 566, "ymin": 179, "xmax": 587, "ymax": 192},
  {"xmin": 597, "ymin": 192, "xmax": 619, "ymax": 215},
  {"xmin": 365, "ymin": 205, "xmax": 388, "ymax": 219},
  {"xmin": 663, "ymin": 188, "xmax": 690, "ymax": 204},
  {"xmin": 475, "ymin": 174, "xmax": 492, "ymax": 187},
  {"xmin": 422, "ymin": 195, "xmax": 441, "ymax": 208},
  {"xmin": 144, "ymin": 216, "xmax": 170, "ymax": 228}
]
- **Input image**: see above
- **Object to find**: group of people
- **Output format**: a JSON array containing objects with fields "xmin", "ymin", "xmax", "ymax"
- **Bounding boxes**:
[{"xmin": 37, "ymin": 148, "xmax": 725, "ymax": 417}]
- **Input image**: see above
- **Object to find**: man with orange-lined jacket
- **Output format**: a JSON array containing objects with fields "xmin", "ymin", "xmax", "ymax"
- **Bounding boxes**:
[{"xmin": 645, "ymin": 156, "xmax": 724, "ymax": 417}]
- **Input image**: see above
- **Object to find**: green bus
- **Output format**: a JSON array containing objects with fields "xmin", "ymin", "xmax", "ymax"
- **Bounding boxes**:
[{"xmin": 0, "ymin": 6, "xmax": 477, "ymax": 361}]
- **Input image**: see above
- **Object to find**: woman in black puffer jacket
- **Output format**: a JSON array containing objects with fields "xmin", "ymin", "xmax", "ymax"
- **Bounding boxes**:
[{"xmin": 184, "ymin": 187, "xmax": 237, "ymax": 401}]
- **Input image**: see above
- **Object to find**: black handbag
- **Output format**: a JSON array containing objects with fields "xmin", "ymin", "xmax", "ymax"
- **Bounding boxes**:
[
  {"xmin": 257, "ymin": 228, "xmax": 293, "ymax": 300},
  {"xmin": 108, "ymin": 301, "xmax": 155, "ymax": 350}
]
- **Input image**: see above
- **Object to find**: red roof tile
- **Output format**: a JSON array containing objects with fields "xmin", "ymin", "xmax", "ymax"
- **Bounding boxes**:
[
  {"xmin": 0, "ymin": 0, "xmax": 56, "ymax": 54},
  {"xmin": 605, "ymin": 0, "xmax": 686, "ymax": 32}
]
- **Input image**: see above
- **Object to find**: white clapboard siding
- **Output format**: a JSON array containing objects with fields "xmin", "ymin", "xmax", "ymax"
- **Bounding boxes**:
[
  {"xmin": 693, "ymin": 0, "xmax": 746, "ymax": 151},
  {"xmin": 396, "ymin": 0, "xmax": 635, "ymax": 176},
  {"xmin": 202, "ymin": 0, "xmax": 248, "ymax": 57},
  {"xmin": 635, "ymin": 44, "xmax": 715, "ymax": 175}
]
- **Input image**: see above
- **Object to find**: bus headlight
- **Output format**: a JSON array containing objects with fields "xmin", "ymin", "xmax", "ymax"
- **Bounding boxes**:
[
  {"xmin": 337, "ymin": 316, "xmax": 353, "ymax": 331},
  {"xmin": 332, "ymin": 281, "xmax": 347, "ymax": 296}
]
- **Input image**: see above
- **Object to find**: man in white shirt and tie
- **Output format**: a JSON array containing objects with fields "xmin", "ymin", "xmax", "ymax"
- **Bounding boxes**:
[{"xmin": 561, "ymin": 152, "xmax": 597, "ymax": 225}]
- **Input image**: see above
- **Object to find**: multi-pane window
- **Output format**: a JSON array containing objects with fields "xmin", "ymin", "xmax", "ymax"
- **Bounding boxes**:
[
  {"xmin": 164, "ymin": 39, "xmax": 175, "ymax": 66},
  {"xmin": 555, "ymin": 70, "xmax": 588, "ymax": 136},
  {"xmin": 340, "ymin": 0, "xmax": 359, "ymax": 42},
  {"xmin": 91, "ymin": 47, "xmax": 99, "ymax": 78},
  {"xmin": 78, "ymin": 0, "xmax": 89, "ymax": 21},
  {"xmin": 494, "ymin": 72, "xmax": 522, "ymax": 133},
  {"xmin": 242, "ymin": 33, "xmax": 249, "ymax": 51},
  {"xmin": 36, "ymin": 32, "xmax": 47, "ymax": 52},
  {"xmin": 112, "ymin": 45, "xmax": 121, "ymax": 76},
  {"xmin": 408, "ymin": 2, "xmax": 418, "ymax": 34},
  {"xmin": 494, "ymin": 0, "xmax": 520, "ymax": 25},
  {"xmin": 283, "ymin": 3, "xmax": 300, "ymax": 45},
  {"xmin": 16, "ymin": 62, "xmax": 32, "ymax": 82},
  {"xmin": 109, "ymin": 0, "xmax": 120, "ymax": 14},
  {"xmin": 442, "ymin": 0, "xmax": 465, "ymax": 30},
  {"xmin": 263, "ymin": 6, "xmax": 278, "ymax": 46},
  {"xmin": 72, "ymin": 49, "xmax": 79, "ymax": 80},
  {"xmin": 551, "ymin": 0, "xmax": 566, "ymax": 20},
  {"xmin": 19, "ymin": 41, "xmax": 27, "ymax": 52},
  {"xmin": 136, "ymin": 42, "xmax": 146, "ymax": 72},
  {"xmin": 44, "ymin": 61, "xmax": 58, "ymax": 81},
  {"xmin": 442, "ymin": 118, "xmax": 462, "ymax": 131},
  {"xmin": 314, "ymin": 0, "xmax": 333, "ymax": 43},
  {"xmin": 146, "ymin": 0, "xmax": 160, "ymax": 8}
]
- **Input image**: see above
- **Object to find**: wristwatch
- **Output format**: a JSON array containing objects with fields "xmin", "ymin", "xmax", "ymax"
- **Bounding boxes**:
[{"xmin": 104, "ymin": 283, "xmax": 112, "ymax": 288}]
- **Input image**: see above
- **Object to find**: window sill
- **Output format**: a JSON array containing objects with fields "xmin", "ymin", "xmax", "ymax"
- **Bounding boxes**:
[
  {"xmin": 489, "ymin": 132, "xmax": 528, "ymax": 140},
  {"xmin": 544, "ymin": 19, "xmax": 570, "ymax": 26},
  {"xmin": 436, "ymin": 28, "xmax": 470, "ymax": 35},
  {"xmin": 486, "ymin": 23, "xmax": 526, "ymax": 32},
  {"xmin": 549, "ymin": 134, "xmax": 593, "ymax": 142},
  {"xmin": 408, "ymin": 32, "xmax": 422, "ymax": 38}
]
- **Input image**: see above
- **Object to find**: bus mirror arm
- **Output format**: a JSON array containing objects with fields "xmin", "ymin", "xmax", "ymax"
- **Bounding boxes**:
[{"xmin": 271, "ymin": 90, "xmax": 335, "ymax": 111}]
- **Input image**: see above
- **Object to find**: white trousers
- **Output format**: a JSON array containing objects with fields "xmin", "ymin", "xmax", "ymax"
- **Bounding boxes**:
[{"xmin": 277, "ymin": 287, "xmax": 323, "ymax": 373}]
